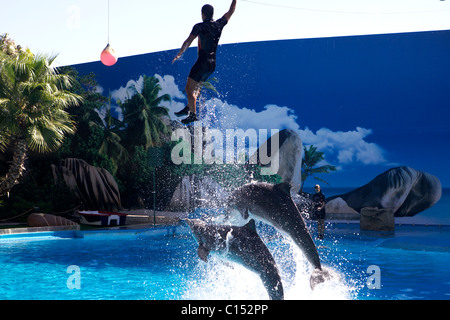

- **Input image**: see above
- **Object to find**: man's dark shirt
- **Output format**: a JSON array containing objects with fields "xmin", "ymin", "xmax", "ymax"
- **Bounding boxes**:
[
  {"xmin": 312, "ymin": 192, "xmax": 326, "ymax": 219},
  {"xmin": 191, "ymin": 17, "xmax": 228, "ymax": 59}
]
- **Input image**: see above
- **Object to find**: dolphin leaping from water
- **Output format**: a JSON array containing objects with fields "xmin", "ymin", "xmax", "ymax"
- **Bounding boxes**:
[
  {"xmin": 184, "ymin": 218, "xmax": 284, "ymax": 300},
  {"xmin": 227, "ymin": 182, "xmax": 333, "ymax": 290}
]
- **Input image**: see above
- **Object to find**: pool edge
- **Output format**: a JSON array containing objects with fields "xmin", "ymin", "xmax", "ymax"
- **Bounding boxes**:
[
  {"xmin": 0, "ymin": 225, "xmax": 80, "ymax": 235},
  {"xmin": 0, "ymin": 223, "xmax": 186, "ymax": 242}
]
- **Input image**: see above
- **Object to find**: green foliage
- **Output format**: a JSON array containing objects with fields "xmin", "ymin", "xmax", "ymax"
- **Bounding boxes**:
[
  {"xmin": 120, "ymin": 75, "xmax": 171, "ymax": 150},
  {"xmin": 0, "ymin": 46, "xmax": 81, "ymax": 153},
  {"xmin": 0, "ymin": 157, "xmax": 78, "ymax": 221},
  {"xmin": 300, "ymin": 145, "xmax": 337, "ymax": 192},
  {"xmin": 0, "ymin": 35, "xmax": 82, "ymax": 197},
  {"xmin": 0, "ymin": 38, "xmax": 286, "ymax": 213}
]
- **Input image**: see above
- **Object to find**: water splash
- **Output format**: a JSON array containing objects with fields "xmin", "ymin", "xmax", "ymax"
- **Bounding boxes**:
[
  {"xmin": 181, "ymin": 219, "xmax": 355, "ymax": 300},
  {"xmin": 181, "ymin": 94, "xmax": 356, "ymax": 299}
]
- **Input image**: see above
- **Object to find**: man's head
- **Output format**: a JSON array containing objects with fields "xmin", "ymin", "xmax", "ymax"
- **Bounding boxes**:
[
  {"xmin": 202, "ymin": 4, "xmax": 214, "ymax": 21},
  {"xmin": 315, "ymin": 184, "xmax": 321, "ymax": 193}
]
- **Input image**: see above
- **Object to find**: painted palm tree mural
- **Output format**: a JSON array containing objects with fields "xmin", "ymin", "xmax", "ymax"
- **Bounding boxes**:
[
  {"xmin": 95, "ymin": 95, "xmax": 129, "ymax": 175},
  {"xmin": 300, "ymin": 145, "xmax": 337, "ymax": 193},
  {"xmin": 120, "ymin": 75, "xmax": 171, "ymax": 150}
]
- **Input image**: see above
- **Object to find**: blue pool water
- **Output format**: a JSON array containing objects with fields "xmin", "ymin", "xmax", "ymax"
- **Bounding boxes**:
[{"xmin": 0, "ymin": 222, "xmax": 449, "ymax": 300}]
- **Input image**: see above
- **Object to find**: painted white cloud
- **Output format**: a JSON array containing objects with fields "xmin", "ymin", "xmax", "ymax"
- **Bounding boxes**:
[
  {"xmin": 200, "ymin": 98, "xmax": 300, "ymax": 133},
  {"xmin": 299, "ymin": 127, "xmax": 386, "ymax": 165},
  {"xmin": 154, "ymin": 74, "xmax": 186, "ymax": 120},
  {"xmin": 108, "ymin": 74, "xmax": 387, "ymax": 167},
  {"xmin": 108, "ymin": 76, "xmax": 145, "ymax": 121},
  {"xmin": 109, "ymin": 74, "xmax": 185, "ymax": 121},
  {"xmin": 199, "ymin": 98, "xmax": 386, "ymax": 166},
  {"xmin": 110, "ymin": 76, "xmax": 144, "ymax": 103},
  {"xmin": 155, "ymin": 74, "xmax": 185, "ymax": 100},
  {"xmin": 94, "ymin": 85, "xmax": 104, "ymax": 95}
]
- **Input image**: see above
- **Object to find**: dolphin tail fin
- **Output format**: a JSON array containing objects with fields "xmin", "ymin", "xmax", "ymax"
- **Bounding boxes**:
[
  {"xmin": 197, "ymin": 244, "xmax": 210, "ymax": 262},
  {"xmin": 310, "ymin": 267, "xmax": 338, "ymax": 290}
]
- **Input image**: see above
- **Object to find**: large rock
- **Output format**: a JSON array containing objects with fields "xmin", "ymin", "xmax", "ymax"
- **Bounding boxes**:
[
  {"xmin": 169, "ymin": 175, "xmax": 228, "ymax": 211},
  {"xmin": 329, "ymin": 166, "xmax": 441, "ymax": 217},
  {"xmin": 360, "ymin": 207, "xmax": 395, "ymax": 231},
  {"xmin": 325, "ymin": 197, "xmax": 360, "ymax": 220},
  {"xmin": 51, "ymin": 158, "xmax": 122, "ymax": 212},
  {"xmin": 250, "ymin": 129, "xmax": 303, "ymax": 192}
]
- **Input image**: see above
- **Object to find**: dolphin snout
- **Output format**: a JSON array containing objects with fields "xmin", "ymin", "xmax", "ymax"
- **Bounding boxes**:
[{"xmin": 183, "ymin": 218, "xmax": 205, "ymax": 230}]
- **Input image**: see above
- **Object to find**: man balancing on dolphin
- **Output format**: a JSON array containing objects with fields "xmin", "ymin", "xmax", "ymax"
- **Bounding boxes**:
[{"xmin": 172, "ymin": 1, "xmax": 237, "ymax": 124}]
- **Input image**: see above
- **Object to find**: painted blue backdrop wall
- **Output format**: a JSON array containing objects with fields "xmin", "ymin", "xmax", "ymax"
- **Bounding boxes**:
[{"xmin": 73, "ymin": 30, "xmax": 450, "ymax": 188}]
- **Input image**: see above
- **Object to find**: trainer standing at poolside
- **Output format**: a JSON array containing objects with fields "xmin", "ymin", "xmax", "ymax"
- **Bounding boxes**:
[
  {"xmin": 313, "ymin": 184, "xmax": 326, "ymax": 240},
  {"xmin": 172, "ymin": 1, "xmax": 237, "ymax": 124}
]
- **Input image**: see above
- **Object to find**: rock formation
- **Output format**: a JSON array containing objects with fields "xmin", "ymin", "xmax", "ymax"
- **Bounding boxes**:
[
  {"xmin": 325, "ymin": 197, "xmax": 360, "ymax": 220},
  {"xmin": 327, "ymin": 166, "xmax": 441, "ymax": 218},
  {"xmin": 51, "ymin": 158, "xmax": 122, "ymax": 212},
  {"xmin": 250, "ymin": 129, "xmax": 303, "ymax": 192},
  {"xmin": 169, "ymin": 175, "xmax": 228, "ymax": 211},
  {"xmin": 360, "ymin": 207, "xmax": 395, "ymax": 231}
]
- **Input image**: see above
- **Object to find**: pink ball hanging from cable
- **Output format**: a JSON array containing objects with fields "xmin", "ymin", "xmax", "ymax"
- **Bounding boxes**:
[
  {"xmin": 100, "ymin": 0, "xmax": 117, "ymax": 66},
  {"xmin": 101, "ymin": 43, "xmax": 117, "ymax": 66}
]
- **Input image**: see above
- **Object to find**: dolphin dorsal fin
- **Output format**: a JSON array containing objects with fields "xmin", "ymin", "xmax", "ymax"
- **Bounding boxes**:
[
  {"xmin": 274, "ymin": 182, "xmax": 291, "ymax": 196},
  {"xmin": 245, "ymin": 219, "xmax": 257, "ymax": 232}
]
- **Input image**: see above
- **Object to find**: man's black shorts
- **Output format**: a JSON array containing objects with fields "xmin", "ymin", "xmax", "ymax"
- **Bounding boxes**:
[
  {"xmin": 315, "ymin": 211, "xmax": 326, "ymax": 220},
  {"xmin": 189, "ymin": 56, "xmax": 216, "ymax": 83}
]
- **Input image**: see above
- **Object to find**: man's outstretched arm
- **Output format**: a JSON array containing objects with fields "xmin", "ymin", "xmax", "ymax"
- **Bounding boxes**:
[
  {"xmin": 172, "ymin": 33, "xmax": 197, "ymax": 64},
  {"xmin": 223, "ymin": 0, "xmax": 237, "ymax": 22}
]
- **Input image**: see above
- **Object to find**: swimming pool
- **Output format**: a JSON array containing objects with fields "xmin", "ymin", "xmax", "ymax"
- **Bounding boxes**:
[{"xmin": 0, "ymin": 222, "xmax": 448, "ymax": 300}]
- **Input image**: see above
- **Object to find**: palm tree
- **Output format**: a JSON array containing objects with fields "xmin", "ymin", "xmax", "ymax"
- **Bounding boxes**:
[
  {"xmin": 121, "ymin": 75, "xmax": 171, "ymax": 150},
  {"xmin": 300, "ymin": 145, "xmax": 337, "ymax": 193},
  {"xmin": 200, "ymin": 77, "xmax": 219, "ymax": 96},
  {"xmin": 0, "ymin": 35, "xmax": 81, "ymax": 196},
  {"xmin": 97, "ymin": 94, "xmax": 129, "ymax": 175},
  {"xmin": 196, "ymin": 77, "xmax": 219, "ymax": 113},
  {"xmin": 58, "ymin": 67, "xmax": 127, "ymax": 174}
]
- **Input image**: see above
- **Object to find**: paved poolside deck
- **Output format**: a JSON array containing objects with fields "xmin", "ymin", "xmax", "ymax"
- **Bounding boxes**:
[
  {"xmin": 1, "ymin": 209, "xmax": 447, "ymax": 236},
  {"xmin": 122, "ymin": 210, "xmax": 188, "ymax": 225},
  {"xmin": 0, "ymin": 210, "xmax": 188, "ymax": 235}
]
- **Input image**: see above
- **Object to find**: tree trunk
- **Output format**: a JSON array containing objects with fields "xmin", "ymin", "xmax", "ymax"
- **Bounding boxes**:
[{"xmin": 0, "ymin": 138, "xmax": 28, "ymax": 197}]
